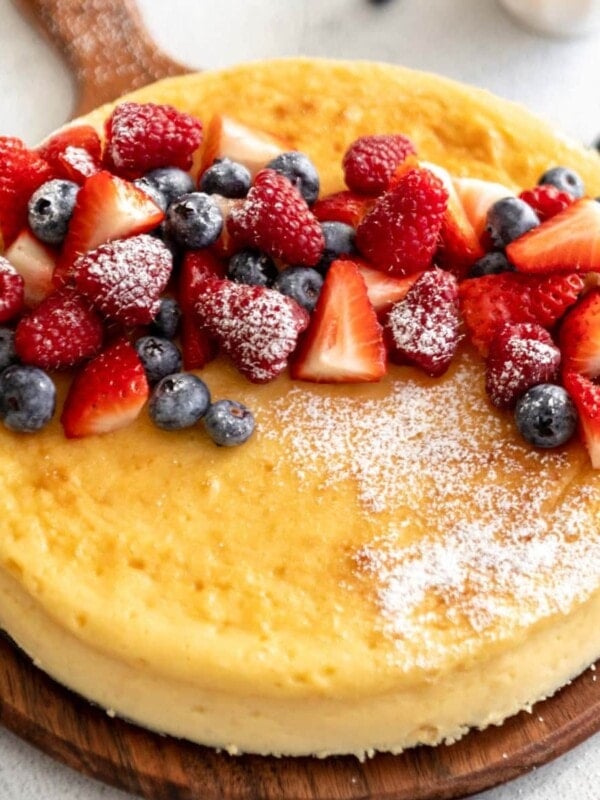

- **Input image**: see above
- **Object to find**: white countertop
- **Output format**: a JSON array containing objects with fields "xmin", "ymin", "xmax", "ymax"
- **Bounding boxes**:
[{"xmin": 0, "ymin": 0, "xmax": 599, "ymax": 798}]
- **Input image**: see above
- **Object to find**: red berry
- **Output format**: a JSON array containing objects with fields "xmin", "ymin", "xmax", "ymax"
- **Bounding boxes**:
[
  {"xmin": 227, "ymin": 169, "xmax": 324, "ymax": 266},
  {"xmin": 518, "ymin": 185, "xmax": 574, "ymax": 223},
  {"xmin": 178, "ymin": 251, "xmax": 226, "ymax": 370},
  {"xmin": 383, "ymin": 268, "xmax": 460, "ymax": 377},
  {"xmin": 312, "ymin": 190, "xmax": 374, "ymax": 227},
  {"xmin": 104, "ymin": 102, "xmax": 203, "ymax": 179},
  {"xmin": 38, "ymin": 125, "xmax": 102, "ymax": 183},
  {"xmin": 15, "ymin": 289, "xmax": 103, "ymax": 370},
  {"xmin": 342, "ymin": 134, "xmax": 417, "ymax": 195},
  {"xmin": 73, "ymin": 234, "xmax": 173, "ymax": 326},
  {"xmin": 355, "ymin": 167, "xmax": 448, "ymax": 276},
  {"xmin": 485, "ymin": 322, "xmax": 561, "ymax": 409},
  {"xmin": 0, "ymin": 257, "xmax": 25, "ymax": 323}
]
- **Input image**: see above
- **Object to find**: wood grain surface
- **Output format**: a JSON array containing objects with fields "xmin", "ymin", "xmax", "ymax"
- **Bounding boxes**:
[{"xmin": 0, "ymin": 631, "xmax": 598, "ymax": 800}]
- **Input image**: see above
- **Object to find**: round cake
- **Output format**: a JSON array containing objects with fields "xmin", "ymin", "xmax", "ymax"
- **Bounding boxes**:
[{"xmin": 1, "ymin": 58, "xmax": 600, "ymax": 758}]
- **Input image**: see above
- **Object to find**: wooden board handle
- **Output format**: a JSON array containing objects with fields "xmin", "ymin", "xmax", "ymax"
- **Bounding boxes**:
[{"xmin": 18, "ymin": 0, "xmax": 189, "ymax": 117}]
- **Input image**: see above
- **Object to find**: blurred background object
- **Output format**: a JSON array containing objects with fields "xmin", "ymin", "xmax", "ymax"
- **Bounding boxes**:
[{"xmin": 498, "ymin": 0, "xmax": 600, "ymax": 36}]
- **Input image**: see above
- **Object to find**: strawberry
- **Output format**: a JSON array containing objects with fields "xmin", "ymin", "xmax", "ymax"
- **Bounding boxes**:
[
  {"xmin": 103, "ymin": 102, "xmax": 203, "ymax": 179},
  {"xmin": 0, "ymin": 257, "xmax": 25, "ymax": 323},
  {"xmin": 518, "ymin": 184, "xmax": 574, "ymax": 223},
  {"xmin": 383, "ymin": 268, "xmax": 460, "ymax": 377},
  {"xmin": 0, "ymin": 137, "xmax": 54, "ymax": 248},
  {"xmin": 179, "ymin": 251, "xmax": 226, "ymax": 369},
  {"xmin": 312, "ymin": 190, "xmax": 373, "ymax": 228},
  {"xmin": 194, "ymin": 278, "xmax": 310, "ymax": 383},
  {"xmin": 73, "ymin": 234, "xmax": 173, "ymax": 325},
  {"xmin": 5, "ymin": 229, "xmax": 56, "ymax": 307},
  {"xmin": 61, "ymin": 339, "xmax": 148, "ymax": 438},
  {"xmin": 355, "ymin": 260, "xmax": 423, "ymax": 314},
  {"xmin": 57, "ymin": 171, "xmax": 165, "ymax": 284},
  {"xmin": 485, "ymin": 322, "xmax": 560, "ymax": 409},
  {"xmin": 208, "ymin": 195, "xmax": 245, "ymax": 259},
  {"xmin": 37, "ymin": 125, "xmax": 102, "ymax": 183},
  {"xmin": 200, "ymin": 114, "xmax": 286, "ymax": 178},
  {"xmin": 227, "ymin": 169, "xmax": 324, "ymax": 266},
  {"xmin": 14, "ymin": 289, "xmax": 103, "ymax": 369},
  {"xmin": 355, "ymin": 167, "xmax": 448, "ymax": 276},
  {"xmin": 453, "ymin": 177, "xmax": 515, "ymax": 241},
  {"xmin": 559, "ymin": 288, "xmax": 600, "ymax": 376},
  {"xmin": 459, "ymin": 271, "xmax": 584, "ymax": 355},
  {"xmin": 291, "ymin": 259, "xmax": 386, "ymax": 383},
  {"xmin": 507, "ymin": 199, "xmax": 600, "ymax": 274},
  {"xmin": 342, "ymin": 134, "xmax": 417, "ymax": 195},
  {"xmin": 562, "ymin": 370, "xmax": 600, "ymax": 467}
]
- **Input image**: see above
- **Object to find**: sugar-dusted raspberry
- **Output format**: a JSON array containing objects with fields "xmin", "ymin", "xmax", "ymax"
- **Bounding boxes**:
[
  {"xmin": 0, "ymin": 257, "xmax": 25, "ymax": 324},
  {"xmin": 342, "ymin": 134, "xmax": 416, "ymax": 195},
  {"xmin": 518, "ymin": 185, "xmax": 574, "ymax": 223},
  {"xmin": 355, "ymin": 167, "xmax": 448, "ymax": 275},
  {"xmin": 227, "ymin": 169, "xmax": 325, "ymax": 266},
  {"xmin": 103, "ymin": 102, "xmax": 203, "ymax": 179}
]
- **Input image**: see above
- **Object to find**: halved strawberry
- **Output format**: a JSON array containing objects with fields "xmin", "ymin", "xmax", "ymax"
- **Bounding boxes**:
[
  {"xmin": 179, "ymin": 251, "xmax": 226, "ymax": 370},
  {"xmin": 562, "ymin": 370, "xmax": 600, "ymax": 467},
  {"xmin": 200, "ymin": 115, "xmax": 287, "ymax": 178},
  {"xmin": 507, "ymin": 199, "xmax": 600, "ymax": 274},
  {"xmin": 61, "ymin": 339, "xmax": 149, "ymax": 438},
  {"xmin": 208, "ymin": 195, "xmax": 245, "ymax": 259},
  {"xmin": 312, "ymin": 190, "xmax": 373, "ymax": 228},
  {"xmin": 355, "ymin": 260, "xmax": 423, "ymax": 314},
  {"xmin": 453, "ymin": 176, "xmax": 515, "ymax": 242},
  {"xmin": 459, "ymin": 271, "xmax": 584, "ymax": 355},
  {"xmin": 37, "ymin": 125, "xmax": 102, "ymax": 183},
  {"xmin": 56, "ymin": 171, "xmax": 165, "ymax": 284},
  {"xmin": 559, "ymin": 289, "xmax": 600, "ymax": 376},
  {"xmin": 5, "ymin": 229, "xmax": 55, "ymax": 307},
  {"xmin": 291, "ymin": 259, "xmax": 386, "ymax": 383},
  {"xmin": 0, "ymin": 257, "xmax": 25, "ymax": 323}
]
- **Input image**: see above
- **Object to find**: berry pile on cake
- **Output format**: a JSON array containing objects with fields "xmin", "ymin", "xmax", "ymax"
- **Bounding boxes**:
[{"xmin": 1, "ymin": 59, "xmax": 600, "ymax": 758}]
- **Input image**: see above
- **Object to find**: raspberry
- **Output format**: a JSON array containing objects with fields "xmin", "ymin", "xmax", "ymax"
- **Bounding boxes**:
[
  {"xmin": 0, "ymin": 137, "xmax": 54, "ymax": 247},
  {"xmin": 355, "ymin": 167, "xmax": 448, "ymax": 275},
  {"xmin": 518, "ymin": 185, "xmax": 573, "ymax": 222},
  {"xmin": 73, "ymin": 234, "xmax": 173, "ymax": 326},
  {"xmin": 15, "ymin": 289, "xmax": 103, "ymax": 370},
  {"xmin": 485, "ymin": 322, "xmax": 561, "ymax": 409},
  {"xmin": 342, "ymin": 134, "xmax": 416, "ymax": 195},
  {"xmin": 103, "ymin": 102, "xmax": 203, "ymax": 179},
  {"xmin": 227, "ymin": 169, "xmax": 325, "ymax": 266},
  {"xmin": 0, "ymin": 257, "xmax": 25, "ymax": 324}
]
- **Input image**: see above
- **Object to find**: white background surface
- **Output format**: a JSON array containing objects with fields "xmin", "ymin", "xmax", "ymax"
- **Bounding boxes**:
[{"xmin": 0, "ymin": 0, "xmax": 599, "ymax": 798}]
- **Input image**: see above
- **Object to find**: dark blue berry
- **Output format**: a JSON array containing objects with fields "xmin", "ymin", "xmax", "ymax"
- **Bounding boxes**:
[
  {"xmin": 468, "ymin": 251, "xmax": 515, "ymax": 278},
  {"xmin": 27, "ymin": 179, "xmax": 79, "ymax": 245},
  {"xmin": 203, "ymin": 399, "xmax": 255, "ymax": 446},
  {"xmin": 199, "ymin": 158, "xmax": 251, "ymax": 198},
  {"xmin": 165, "ymin": 193, "xmax": 223, "ymax": 249},
  {"xmin": 273, "ymin": 266, "xmax": 323, "ymax": 312},
  {"xmin": 486, "ymin": 197, "xmax": 539, "ymax": 248},
  {"xmin": 0, "ymin": 328, "xmax": 17, "ymax": 371},
  {"xmin": 538, "ymin": 167, "xmax": 585, "ymax": 199},
  {"xmin": 318, "ymin": 221, "xmax": 357, "ymax": 272},
  {"xmin": 0, "ymin": 365, "xmax": 56, "ymax": 432},
  {"xmin": 149, "ymin": 373, "xmax": 211, "ymax": 430},
  {"xmin": 515, "ymin": 384, "xmax": 577, "ymax": 449},
  {"xmin": 150, "ymin": 297, "xmax": 181, "ymax": 339},
  {"xmin": 143, "ymin": 167, "xmax": 195, "ymax": 206},
  {"xmin": 228, "ymin": 249, "xmax": 278, "ymax": 287},
  {"xmin": 134, "ymin": 177, "xmax": 168, "ymax": 212},
  {"xmin": 266, "ymin": 151, "xmax": 320, "ymax": 205},
  {"xmin": 134, "ymin": 336, "xmax": 182, "ymax": 384}
]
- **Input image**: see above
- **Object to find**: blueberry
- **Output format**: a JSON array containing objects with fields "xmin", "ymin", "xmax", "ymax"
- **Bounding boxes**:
[
  {"xmin": 150, "ymin": 297, "xmax": 181, "ymax": 339},
  {"xmin": 143, "ymin": 167, "xmax": 195, "ymax": 207},
  {"xmin": 28, "ymin": 179, "xmax": 79, "ymax": 245},
  {"xmin": 0, "ymin": 365, "xmax": 56, "ymax": 432},
  {"xmin": 165, "ymin": 193, "xmax": 223, "ymax": 249},
  {"xmin": 199, "ymin": 158, "xmax": 251, "ymax": 198},
  {"xmin": 228, "ymin": 249, "xmax": 278, "ymax": 287},
  {"xmin": 515, "ymin": 384, "xmax": 577, "ymax": 449},
  {"xmin": 134, "ymin": 177, "xmax": 168, "ymax": 212},
  {"xmin": 203, "ymin": 399, "xmax": 255, "ymax": 446},
  {"xmin": 468, "ymin": 251, "xmax": 515, "ymax": 278},
  {"xmin": 149, "ymin": 373, "xmax": 211, "ymax": 430},
  {"xmin": 538, "ymin": 166, "xmax": 585, "ymax": 199},
  {"xmin": 273, "ymin": 266, "xmax": 323, "ymax": 312},
  {"xmin": 266, "ymin": 151, "xmax": 320, "ymax": 205},
  {"xmin": 318, "ymin": 221, "xmax": 357, "ymax": 272},
  {"xmin": 486, "ymin": 197, "xmax": 540, "ymax": 248},
  {"xmin": 0, "ymin": 328, "xmax": 17, "ymax": 371},
  {"xmin": 134, "ymin": 336, "xmax": 182, "ymax": 384}
]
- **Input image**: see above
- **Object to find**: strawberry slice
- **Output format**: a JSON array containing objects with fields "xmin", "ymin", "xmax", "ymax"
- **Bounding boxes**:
[
  {"xmin": 453, "ymin": 176, "xmax": 516, "ymax": 241},
  {"xmin": 56, "ymin": 171, "xmax": 165, "ymax": 285},
  {"xmin": 459, "ymin": 271, "xmax": 584, "ymax": 355},
  {"xmin": 291, "ymin": 259, "xmax": 386, "ymax": 383},
  {"xmin": 37, "ymin": 125, "xmax": 102, "ymax": 183},
  {"xmin": 179, "ymin": 250, "xmax": 226, "ymax": 370},
  {"xmin": 61, "ymin": 339, "xmax": 149, "ymax": 438},
  {"xmin": 200, "ymin": 114, "xmax": 287, "ymax": 178},
  {"xmin": 563, "ymin": 370, "xmax": 600, "ymax": 467},
  {"xmin": 559, "ymin": 288, "xmax": 600, "ymax": 376},
  {"xmin": 0, "ymin": 257, "xmax": 25, "ymax": 323},
  {"xmin": 5, "ymin": 229, "xmax": 56, "ymax": 307},
  {"xmin": 312, "ymin": 190, "xmax": 374, "ymax": 228},
  {"xmin": 507, "ymin": 199, "xmax": 600, "ymax": 274},
  {"xmin": 355, "ymin": 260, "xmax": 423, "ymax": 314}
]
